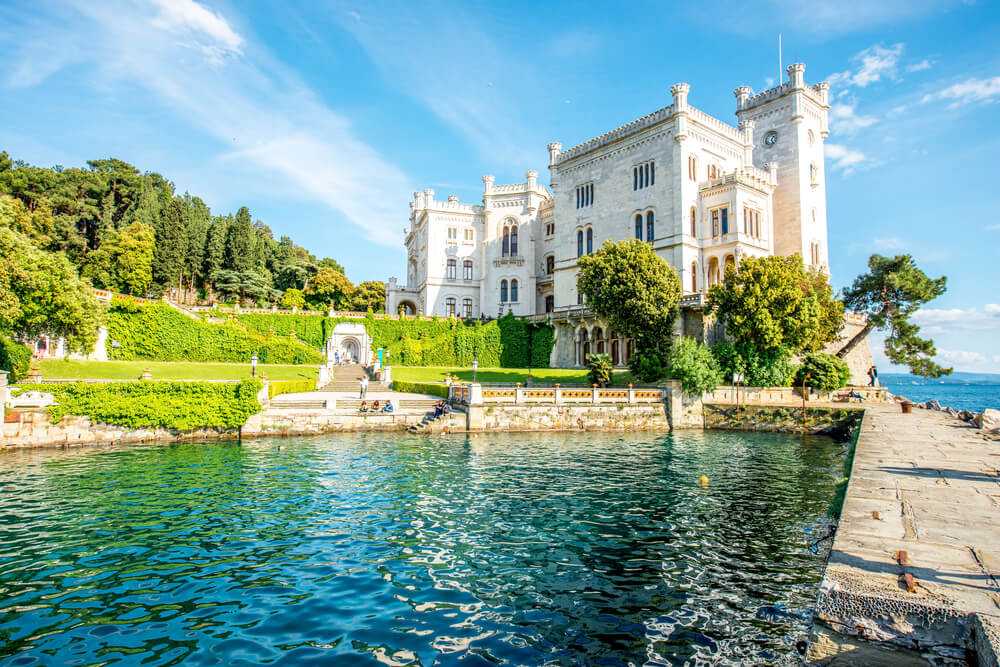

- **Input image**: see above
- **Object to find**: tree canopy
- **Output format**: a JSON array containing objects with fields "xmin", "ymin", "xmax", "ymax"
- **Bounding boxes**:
[
  {"xmin": 839, "ymin": 254, "xmax": 950, "ymax": 378},
  {"xmin": 708, "ymin": 254, "xmax": 843, "ymax": 354},
  {"xmin": 577, "ymin": 239, "xmax": 682, "ymax": 349}
]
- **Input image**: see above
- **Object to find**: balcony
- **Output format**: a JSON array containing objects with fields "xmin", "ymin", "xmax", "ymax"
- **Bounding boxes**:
[{"xmin": 493, "ymin": 254, "xmax": 525, "ymax": 267}]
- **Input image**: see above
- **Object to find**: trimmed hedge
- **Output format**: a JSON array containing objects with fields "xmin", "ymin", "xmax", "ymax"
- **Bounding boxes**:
[
  {"xmin": 105, "ymin": 299, "xmax": 324, "ymax": 364},
  {"xmin": 14, "ymin": 379, "xmax": 263, "ymax": 429},
  {"xmin": 268, "ymin": 379, "xmax": 317, "ymax": 399},
  {"xmin": 392, "ymin": 380, "xmax": 450, "ymax": 399},
  {"xmin": 0, "ymin": 337, "xmax": 32, "ymax": 383}
]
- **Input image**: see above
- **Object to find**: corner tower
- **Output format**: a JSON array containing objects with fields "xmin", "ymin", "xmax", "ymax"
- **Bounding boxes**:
[{"xmin": 735, "ymin": 63, "xmax": 831, "ymax": 270}]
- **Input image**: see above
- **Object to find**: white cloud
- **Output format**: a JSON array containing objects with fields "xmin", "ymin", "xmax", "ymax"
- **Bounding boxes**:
[
  {"xmin": 920, "ymin": 76, "xmax": 1000, "ymax": 109},
  {"xmin": 149, "ymin": 0, "xmax": 243, "ymax": 62},
  {"xmin": 912, "ymin": 304, "xmax": 1000, "ymax": 335},
  {"xmin": 829, "ymin": 102, "xmax": 878, "ymax": 134},
  {"xmin": 986, "ymin": 224, "xmax": 1000, "ymax": 231},
  {"xmin": 873, "ymin": 237, "xmax": 904, "ymax": 250},
  {"xmin": 2, "ymin": 0, "xmax": 412, "ymax": 247},
  {"xmin": 825, "ymin": 143, "xmax": 871, "ymax": 174},
  {"xmin": 828, "ymin": 43, "xmax": 903, "ymax": 89},
  {"xmin": 906, "ymin": 59, "xmax": 933, "ymax": 72}
]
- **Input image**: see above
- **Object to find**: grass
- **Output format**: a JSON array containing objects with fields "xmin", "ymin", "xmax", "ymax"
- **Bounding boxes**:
[
  {"xmin": 37, "ymin": 360, "xmax": 318, "ymax": 382},
  {"xmin": 390, "ymin": 366, "xmax": 632, "ymax": 385}
]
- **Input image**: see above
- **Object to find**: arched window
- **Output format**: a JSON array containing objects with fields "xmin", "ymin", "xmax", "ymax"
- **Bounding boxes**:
[
  {"xmin": 577, "ymin": 230, "xmax": 584, "ymax": 257},
  {"xmin": 545, "ymin": 255, "xmax": 554, "ymax": 274},
  {"xmin": 635, "ymin": 214, "xmax": 642, "ymax": 240},
  {"xmin": 510, "ymin": 279, "xmax": 519, "ymax": 303},
  {"xmin": 502, "ymin": 226, "xmax": 510, "ymax": 256},
  {"xmin": 446, "ymin": 258, "xmax": 456, "ymax": 279},
  {"xmin": 510, "ymin": 224, "xmax": 518, "ymax": 255},
  {"xmin": 646, "ymin": 211, "xmax": 654, "ymax": 242},
  {"xmin": 445, "ymin": 297, "xmax": 456, "ymax": 316},
  {"xmin": 691, "ymin": 262, "xmax": 697, "ymax": 292},
  {"xmin": 462, "ymin": 297, "xmax": 473, "ymax": 318},
  {"xmin": 544, "ymin": 295, "xmax": 554, "ymax": 312},
  {"xmin": 690, "ymin": 207, "xmax": 696, "ymax": 237},
  {"xmin": 586, "ymin": 227, "xmax": 593, "ymax": 254},
  {"xmin": 463, "ymin": 259, "xmax": 473, "ymax": 280},
  {"xmin": 500, "ymin": 279, "xmax": 508, "ymax": 303}
]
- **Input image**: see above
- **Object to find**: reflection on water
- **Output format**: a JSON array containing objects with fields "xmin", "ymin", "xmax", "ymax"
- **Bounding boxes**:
[{"xmin": 0, "ymin": 430, "xmax": 844, "ymax": 666}]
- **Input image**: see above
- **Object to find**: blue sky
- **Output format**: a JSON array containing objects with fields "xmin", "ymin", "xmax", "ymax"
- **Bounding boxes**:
[{"xmin": 1, "ymin": 0, "xmax": 999, "ymax": 372}]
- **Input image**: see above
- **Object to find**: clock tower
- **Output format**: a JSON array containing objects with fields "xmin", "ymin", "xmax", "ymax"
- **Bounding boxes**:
[{"xmin": 735, "ymin": 63, "xmax": 831, "ymax": 271}]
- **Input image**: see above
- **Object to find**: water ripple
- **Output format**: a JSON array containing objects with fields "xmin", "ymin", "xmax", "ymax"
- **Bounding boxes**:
[{"xmin": 0, "ymin": 430, "xmax": 845, "ymax": 666}]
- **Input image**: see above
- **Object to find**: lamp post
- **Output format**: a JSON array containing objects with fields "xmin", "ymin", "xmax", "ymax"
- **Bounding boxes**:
[
  {"xmin": 471, "ymin": 358, "xmax": 478, "ymax": 384},
  {"xmin": 251, "ymin": 353, "xmax": 258, "ymax": 377}
]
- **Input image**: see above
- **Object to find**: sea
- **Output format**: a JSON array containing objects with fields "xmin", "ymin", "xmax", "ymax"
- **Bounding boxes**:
[{"xmin": 879, "ymin": 371, "xmax": 1000, "ymax": 413}]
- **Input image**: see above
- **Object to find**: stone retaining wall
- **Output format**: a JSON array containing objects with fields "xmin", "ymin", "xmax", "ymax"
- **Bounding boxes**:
[
  {"xmin": 704, "ymin": 404, "xmax": 863, "ymax": 436},
  {"xmin": 467, "ymin": 403, "xmax": 669, "ymax": 431},
  {"xmin": 242, "ymin": 410, "xmax": 465, "ymax": 436},
  {"xmin": 1, "ymin": 411, "xmax": 238, "ymax": 448}
]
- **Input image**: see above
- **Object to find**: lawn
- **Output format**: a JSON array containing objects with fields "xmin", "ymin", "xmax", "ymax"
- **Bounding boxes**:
[
  {"xmin": 390, "ymin": 366, "xmax": 631, "ymax": 385},
  {"xmin": 37, "ymin": 360, "xmax": 318, "ymax": 382}
]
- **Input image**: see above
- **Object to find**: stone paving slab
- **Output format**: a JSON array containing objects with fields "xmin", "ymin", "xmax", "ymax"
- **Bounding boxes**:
[{"xmin": 808, "ymin": 406, "xmax": 1000, "ymax": 665}]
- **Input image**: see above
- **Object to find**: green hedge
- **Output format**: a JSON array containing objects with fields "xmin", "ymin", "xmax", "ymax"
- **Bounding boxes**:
[
  {"xmin": 105, "ymin": 299, "xmax": 324, "ymax": 364},
  {"xmin": 0, "ymin": 337, "xmax": 32, "ymax": 383},
  {"xmin": 14, "ymin": 379, "xmax": 263, "ymax": 429},
  {"xmin": 238, "ymin": 314, "xmax": 340, "ymax": 349},
  {"xmin": 268, "ymin": 379, "xmax": 316, "ymax": 399},
  {"xmin": 528, "ymin": 324, "xmax": 555, "ymax": 368},
  {"xmin": 392, "ymin": 380, "xmax": 450, "ymax": 399}
]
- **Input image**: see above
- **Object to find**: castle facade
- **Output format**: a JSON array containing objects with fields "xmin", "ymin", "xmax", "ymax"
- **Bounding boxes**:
[{"xmin": 387, "ymin": 63, "xmax": 832, "ymax": 368}]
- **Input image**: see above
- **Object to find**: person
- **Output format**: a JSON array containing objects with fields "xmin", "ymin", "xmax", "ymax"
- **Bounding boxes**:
[
  {"xmin": 442, "ymin": 401, "xmax": 452, "ymax": 417},
  {"xmin": 848, "ymin": 389, "xmax": 864, "ymax": 403},
  {"xmin": 359, "ymin": 400, "xmax": 368, "ymax": 413},
  {"xmin": 360, "ymin": 375, "xmax": 368, "ymax": 399},
  {"xmin": 334, "ymin": 350, "xmax": 340, "ymax": 365},
  {"xmin": 868, "ymin": 365, "xmax": 879, "ymax": 387},
  {"xmin": 383, "ymin": 400, "xmax": 394, "ymax": 413},
  {"xmin": 433, "ymin": 400, "xmax": 445, "ymax": 418},
  {"xmin": 371, "ymin": 400, "xmax": 380, "ymax": 412}
]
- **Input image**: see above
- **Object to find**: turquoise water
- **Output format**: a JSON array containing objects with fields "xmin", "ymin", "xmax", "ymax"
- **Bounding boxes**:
[
  {"xmin": 0, "ymin": 431, "xmax": 846, "ymax": 666},
  {"xmin": 881, "ymin": 371, "xmax": 1000, "ymax": 413}
]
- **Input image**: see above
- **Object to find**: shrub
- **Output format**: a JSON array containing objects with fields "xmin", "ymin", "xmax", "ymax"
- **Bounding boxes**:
[
  {"xmin": 392, "ymin": 380, "xmax": 450, "ymax": 399},
  {"xmin": 794, "ymin": 352, "xmax": 851, "ymax": 391},
  {"xmin": 628, "ymin": 347, "xmax": 670, "ymax": 383},
  {"xmin": 497, "ymin": 313, "xmax": 529, "ymax": 367},
  {"xmin": 280, "ymin": 288, "xmax": 306, "ymax": 310},
  {"xmin": 268, "ymin": 379, "xmax": 316, "ymax": 399},
  {"xmin": 668, "ymin": 337, "xmax": 723, "ymax": 395},
  {"xmin": 711, "ymin": 341, "xmax": 796, "ymax": 387},
  {"xmin": 238, "ymin": 313, "xmax": 338, "ymax": 349},
  {"xmin": 0, "ymin": 337, "xmax": 32, "ymax": 382},
  {"xmin": 528, "ymin": 323, "xmax": 555, "ymax": 368},
  {"xmin": 587, "ymin": 353, "xmax": 614, "ymax": 387},
  {"xmin": 15, "ymin": 379, "xmax": 263, "ymax": 429}
]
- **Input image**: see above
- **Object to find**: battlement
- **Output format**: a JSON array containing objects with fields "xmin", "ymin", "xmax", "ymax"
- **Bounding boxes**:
[
  {"xmin": 687, "ymin": 107, "xmax": 746, "ymax": 144},
  {"xmin": 410, "ymin": 188, "xmax": 483, "ymax": 215},
  {"xmin": 699, "ymin": 166, "xmax": 775, "ymax": 194},
  {"xmin": 554, "ymin": 103, "xmax": 675, "ymax": 164},
  {"xmin": 736, "ymin": 63, "xmax": 829, "ymax": 113}
]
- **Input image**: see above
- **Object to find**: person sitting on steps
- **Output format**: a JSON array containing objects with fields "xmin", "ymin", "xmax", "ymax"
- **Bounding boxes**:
[
  {"xmin": 433, "ymin": 400, "xmax": 445, "ymax": 418},
  {"xmin": 383, "ymin": 400, "xmax": 394, "ymax": 413},
  {"xmin": 371, "ymin": 400, "xmax": 380, "ymax": 412},
  {"xmin": 359, "ymin": 400, "xmax": 368, "ymax": 413}
]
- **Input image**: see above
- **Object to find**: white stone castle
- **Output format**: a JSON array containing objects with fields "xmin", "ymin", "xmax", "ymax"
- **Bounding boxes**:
[{"xmin": 387, "ymin": 63, "xmax": 832, "ymax": 368}]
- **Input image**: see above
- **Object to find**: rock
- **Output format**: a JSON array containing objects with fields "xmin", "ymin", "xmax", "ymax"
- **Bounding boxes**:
[
  {"xmin": 957, "ymin": 410, "xmax": 973, "ymax": 422},
  {"xmin": 944, "ymin": 406, "xmax": 958, "ymax": 417},
  {"xmin": 979, "ymin": 408, "xmax": 1000, "ymax": 433},
  {"xmin": 925, "ymin": 400, "xmax": 942, "ymax": 411}
]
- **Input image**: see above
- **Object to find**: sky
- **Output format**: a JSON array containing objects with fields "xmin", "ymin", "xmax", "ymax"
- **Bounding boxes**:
[{"xmin": 1, "ymin": 0, "xmax": 998, "ymax": 373}]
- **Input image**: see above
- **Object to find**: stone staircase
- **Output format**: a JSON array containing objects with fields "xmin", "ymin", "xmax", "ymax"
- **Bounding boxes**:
[{"xmin": 317, "ymin": 364, "xmax": 374, "ymax": 392}]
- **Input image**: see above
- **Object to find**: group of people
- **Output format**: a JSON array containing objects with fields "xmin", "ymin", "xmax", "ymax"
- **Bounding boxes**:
[
  {"xmin": 332, "ymin": 350, "xmax": 353, "ymax": 366},
  {"xmin": 867, "ymin": 365, "xmax": 879, "ymax": 387},
  {"xmin": 360, "ymin": 399, "xmax": 393, "ymax": 413}
]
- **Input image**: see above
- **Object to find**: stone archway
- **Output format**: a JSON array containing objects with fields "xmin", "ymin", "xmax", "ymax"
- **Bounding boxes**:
[
  {"xmin": 342, "ymin": 337, "xmax": 361, "ymax": 363},
  {"xmin": 398, "ymin": 300, "xmax": 417, "ymax": 316}
]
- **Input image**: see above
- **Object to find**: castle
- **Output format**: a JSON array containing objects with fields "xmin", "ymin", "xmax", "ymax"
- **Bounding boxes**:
[{"xmin": 387, "ymin": 63, "xmax": 832, "ymax": 368}]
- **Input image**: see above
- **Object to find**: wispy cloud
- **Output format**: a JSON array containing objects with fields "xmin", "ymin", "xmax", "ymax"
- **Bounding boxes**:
[
  {"xmin": 920, "ymin": 76, "xmax": 1000, "ymax": 108},
  {"xmin": 986, "ymin": 224, "xmax": 1000, "ymax": 231},
  {"xmin": 906, "ymin": 59, "xmax": 934, "ymax": 72},
  {"xmin": 828, "ymin": 43, "xmax": 903, "ymax": 88},
  {"xmin": 912, "ymin": 303, "xmax": 1000, "ymax": 335},
  {"xmin": 873, "ymin": 237, "xmax": 905, "ymax": 250},
  {"xmin": 2, "ymin": 0, "xmax": 412, "ymax": 247},
  {"xmin": 825, "ymin": 143, "xmax": 872, "ymax": 174},
  {"xmin": 829, "ymin": 101, "xmax": 878, "ymax": 135}
]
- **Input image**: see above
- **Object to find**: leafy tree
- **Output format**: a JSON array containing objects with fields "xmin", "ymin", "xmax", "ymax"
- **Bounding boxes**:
[
  {"xmin": 116, "ymin": 222, "xmax": 155, "ymax": 296},
  {"xmin": 586, "ymin": 353, "xmax": 614, "ymax": 387},
  {"xmin": 153, "ymin": 198, "xmax": 186, "ymax": 293},
  {"xmin": 628, "ymin": 348, "xmax": 670, "ymax": 383},
  {"xmin": 182, "ymin": 193, "xmax": 211, "ymax": 295},
  {"xmin": 711, "ymin": 341, "xmax": 796, "ymax": 387},
  {"xmin": 794, "ymin": 353, "xmax": 851, "ymax": 391},
  {"xmin": 0, "ymin": 227, "xmax": 100, "ymax": 353},
  {"xmin": 280, "ymin": 288, "xmax": 306, "ymax": 309},
  {"xmin": 708, "ymin": 254, "xmax": 843, "ymax": 354},
  {"xmin": 838, "ymin": 254, "xmax": 950, "ymax": 378},
  {"xmin": 225, "ymin": 206, "xmax": 255, "ymax": 272},
  {"xmin": 350, "ymin": 280, "xmax": 387, "ymax": 313},
  {"xmin": 203, "ymin": 215, "xmax": 229, "ymax": 284},
  {"xmin": 210, "ymin": 270, "xmax": 277, "ymax": 305},
  {"xmin": 316, "ymin": 257, "xmax": 345, "ymax": 274},
  {"xmin": 668, "ymin": 337, "xmax": 723, "ymax": 395},
  {"xmin": 0, "ymin": 336, "xmax": 31, "ymax": 382},
  {"xmin": 577, "ymin": 239, "xmax": 682, "ymax": 350},
  {"xmin": 305, "ymin": 267, "xmax": 354, "ymax": 310}
]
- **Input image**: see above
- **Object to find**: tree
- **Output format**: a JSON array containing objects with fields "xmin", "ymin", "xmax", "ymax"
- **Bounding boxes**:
[
  {"xmin": 153, "ymin": 198, "xmax": 186, "ymax": 293},
  {"xmin": 280, "ymin": 288, "xmax": 306, "ymax": 309},
  {"xmin": 316, "ymin": 257, "xmax": 345, "ymax": 274},
  {"xmin": 305, "ymin": 267, "xmax": 354, "ymax": 310},
  {"xmin": 577, "ymin": 239, "xmax": 682, "ymax": 350},
  {"xmin": 116, "ymin": 222, "xmax": 155, "ymax": 296},
  {"xmin": 203, "ymin": 215, "xmax": 229, "ymax": 284},
  {"xmin": 210, "ymin": 269, "xmax": 277, "ymax": 305},
  {"xmin": 668, "ymin": 337, "xmax": 723, "ymax": 395},
  {"xmin": 225, "ymin": 206, "xmax": 255, "ymax": 272},
  {"xmin": 587, "ymin": 353, "xmax": 614, "ymax": 387},
  {"xmin": 839, "ymin": 254, "xmax": 951, "ymax": 377},
  {"xmin": 708, "ymin": 254, "xmax": 843, "ymax": 354},
  {"xmin": 794, "ymin": 353, "xmax": 851, "ymax": 391},
  {"xmin": 182, "ymin": 193, "xmax": 211, "ymax": 295},
  {"xmin": 0, "ymin": 227, "xmax": 100, "ymax": 354},
  {"xmin": 350, "ymin": 280, "xmax": 387, "ymax": 312}
]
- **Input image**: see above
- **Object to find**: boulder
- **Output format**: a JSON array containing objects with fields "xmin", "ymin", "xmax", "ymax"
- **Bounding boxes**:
[
  {"xmin": 978, "ymin": 408, "xmax": 1000, "ymax": 433},
  {"xmin": 957, "ymin": 409, "xmax": 974, "ymax": 422},
  {"xmin": 925, "ymin": 400, "xmax": 942, "ymax": 411}
]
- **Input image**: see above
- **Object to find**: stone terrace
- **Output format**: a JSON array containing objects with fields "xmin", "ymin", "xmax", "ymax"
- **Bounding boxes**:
[{"xmin": 808, "ymin": 405, "xmax": 1000, "ymax": 665}]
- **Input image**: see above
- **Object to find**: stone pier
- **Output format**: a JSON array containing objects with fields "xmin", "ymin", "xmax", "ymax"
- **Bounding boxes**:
[{"xmin": 807, "ymin": 406, "xmax": 1000, "ymax": 666}]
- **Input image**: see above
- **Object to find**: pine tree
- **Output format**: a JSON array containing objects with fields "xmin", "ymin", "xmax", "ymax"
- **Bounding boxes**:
[
  {"xmin": 153, "ymin": 198, "xmax": 187, "ymax": 294},
  {"xmin": 225, "ymin": 206, "xmax": 255, "ymax": 272}
]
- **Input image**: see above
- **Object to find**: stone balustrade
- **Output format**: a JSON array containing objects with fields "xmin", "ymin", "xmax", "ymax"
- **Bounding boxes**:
[{"xmin": 449, "ymin": 383, "xmax": 664, "ymax": 406}]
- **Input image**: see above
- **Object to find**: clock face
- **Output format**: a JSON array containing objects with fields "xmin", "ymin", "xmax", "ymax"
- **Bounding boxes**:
[{"xmin": 764, "ymin": 131, "xmax": 778, "ymax": 146}]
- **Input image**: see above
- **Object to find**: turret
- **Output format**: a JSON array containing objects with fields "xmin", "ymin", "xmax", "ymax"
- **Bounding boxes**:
[
  {"xmin": 734, "ymin": 85, "xmax": 753, "ymax": 111},
  {"xmin": 671, "ymin": 83, "xmax": 690, "ymax": 140}
]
